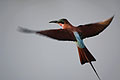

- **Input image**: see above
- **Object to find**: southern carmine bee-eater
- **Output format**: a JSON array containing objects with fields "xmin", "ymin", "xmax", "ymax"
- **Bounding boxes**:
[{"xmin": 19, "ymin": 16, "xmax": 114, "ymax": 80}]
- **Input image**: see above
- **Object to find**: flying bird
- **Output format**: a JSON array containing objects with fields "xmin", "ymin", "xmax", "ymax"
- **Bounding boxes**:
[{"xmin": 18, "ymin": 16, "xmax": 114, "ymax": 80}]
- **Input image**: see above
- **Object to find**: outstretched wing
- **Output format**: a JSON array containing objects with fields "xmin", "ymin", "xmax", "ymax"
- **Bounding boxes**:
[
  {"xmin": 78, "ymin": 16, "xmax": 114, "ymax": 39},
  {"xmin": 36, "ymin": 29, "xmax": 76, "ymax": 41},
  {"xmin": 18, "ymin": 27, "xmax": 76, "ymax": 41}
]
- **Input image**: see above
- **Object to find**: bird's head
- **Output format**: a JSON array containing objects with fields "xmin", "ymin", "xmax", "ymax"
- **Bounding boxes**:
[{"xmin": 49, "ymin": 18, "xmax": 69, "ymax": 28}]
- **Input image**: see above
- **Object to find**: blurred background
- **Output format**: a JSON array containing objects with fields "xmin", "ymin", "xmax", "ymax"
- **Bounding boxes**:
[{"xmin": 0, "ymin": 0, "xmax": 120, "ymax": 80}]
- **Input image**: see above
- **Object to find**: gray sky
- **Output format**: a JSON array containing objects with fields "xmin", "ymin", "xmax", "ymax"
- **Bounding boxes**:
[{"xmin": 0, "ymin": 0, "xmax": 120, "ymax": 80}]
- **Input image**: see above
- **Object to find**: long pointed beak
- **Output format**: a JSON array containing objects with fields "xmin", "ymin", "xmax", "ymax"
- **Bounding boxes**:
[{"xmin": 49, "ymin": 20, "xmax": 58, "ymax": 23}]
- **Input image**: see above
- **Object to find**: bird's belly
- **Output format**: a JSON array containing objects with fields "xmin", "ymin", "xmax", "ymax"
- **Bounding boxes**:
[{"xmin": 73, "ymin": 31, "xmax": 85, "ymax": 48}]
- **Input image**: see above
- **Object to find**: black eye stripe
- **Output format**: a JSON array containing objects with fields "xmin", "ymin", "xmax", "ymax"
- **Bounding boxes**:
[{"xmin": 61, "ymin": 21, "xmax": 64, "ymax": 24}]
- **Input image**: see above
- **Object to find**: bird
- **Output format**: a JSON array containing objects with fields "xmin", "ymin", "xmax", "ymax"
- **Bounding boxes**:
[{"xmin": 18, "ymin": 16, "xmax": 114, "ymax": 80}]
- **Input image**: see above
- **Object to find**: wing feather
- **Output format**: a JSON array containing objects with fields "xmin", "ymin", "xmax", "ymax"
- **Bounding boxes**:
[
  {"xmin": 78, "ymin": 16, "xmax": 114, "ymax": 39},
  {"xmin": 18, "ymin": 27, "xmax": 76, "ymax": 41},
  {"xmin": 36, "ymin": 29, "xmax": 76, "ymax": 41}
]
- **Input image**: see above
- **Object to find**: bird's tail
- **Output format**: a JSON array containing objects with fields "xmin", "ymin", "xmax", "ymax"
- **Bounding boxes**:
[
  {"xmin": 77, "ymin": 46, "xmax": 101, "ymax": 80},
  {"xmin": 89, "ymin": 62, "xmax": 101, "ymax": 80},
  {"xmin": 77, "ymin": 46, "xmax": 96, "ymax": 65},
  {"xmin": 18, "ymin": 26, "xmax": 36, "ymax": 33}
]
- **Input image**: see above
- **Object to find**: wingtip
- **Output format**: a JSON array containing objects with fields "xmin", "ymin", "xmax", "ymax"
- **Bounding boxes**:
[
  {"xmin": 110, "ymin": 15, "xmax": 114, "ymax": 20},
  {"xmin": 17, "ymin": 26, "xmax": 36, "ymax": 33},
  {"xmin": 98, "ymin": 16, "xmax": 114, "ymax": 26}
]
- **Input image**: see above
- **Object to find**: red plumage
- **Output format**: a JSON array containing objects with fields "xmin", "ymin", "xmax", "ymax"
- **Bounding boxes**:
[{"xmin": 77, "ymin": 46, "xmax": 96, "ymax": 64}]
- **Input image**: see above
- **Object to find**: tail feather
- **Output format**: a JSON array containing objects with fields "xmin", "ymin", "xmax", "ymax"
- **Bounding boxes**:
[
  {"xmin": 77, "ymin": 46, "xmax": 101, "ymax": 80},
  {"xmin": 77, "ymin": 46, "xmax": 96, "ymax": 65},
  {"xmin": 89, "ymin": 62, "xmax": 101, "ymax": 80}
]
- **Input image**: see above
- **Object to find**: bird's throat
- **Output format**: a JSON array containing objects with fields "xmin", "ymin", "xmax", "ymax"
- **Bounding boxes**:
[
  {"xmin": 59, "ymin": 24, "xmax": 64, "ymax": 27},
  {"xmin": 59, "ymin": 24, "xmax": 64, "ymax": 28},
  {"xmin": 59, "ymin": 23, "xmax": 73, "ymax": 29}
]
